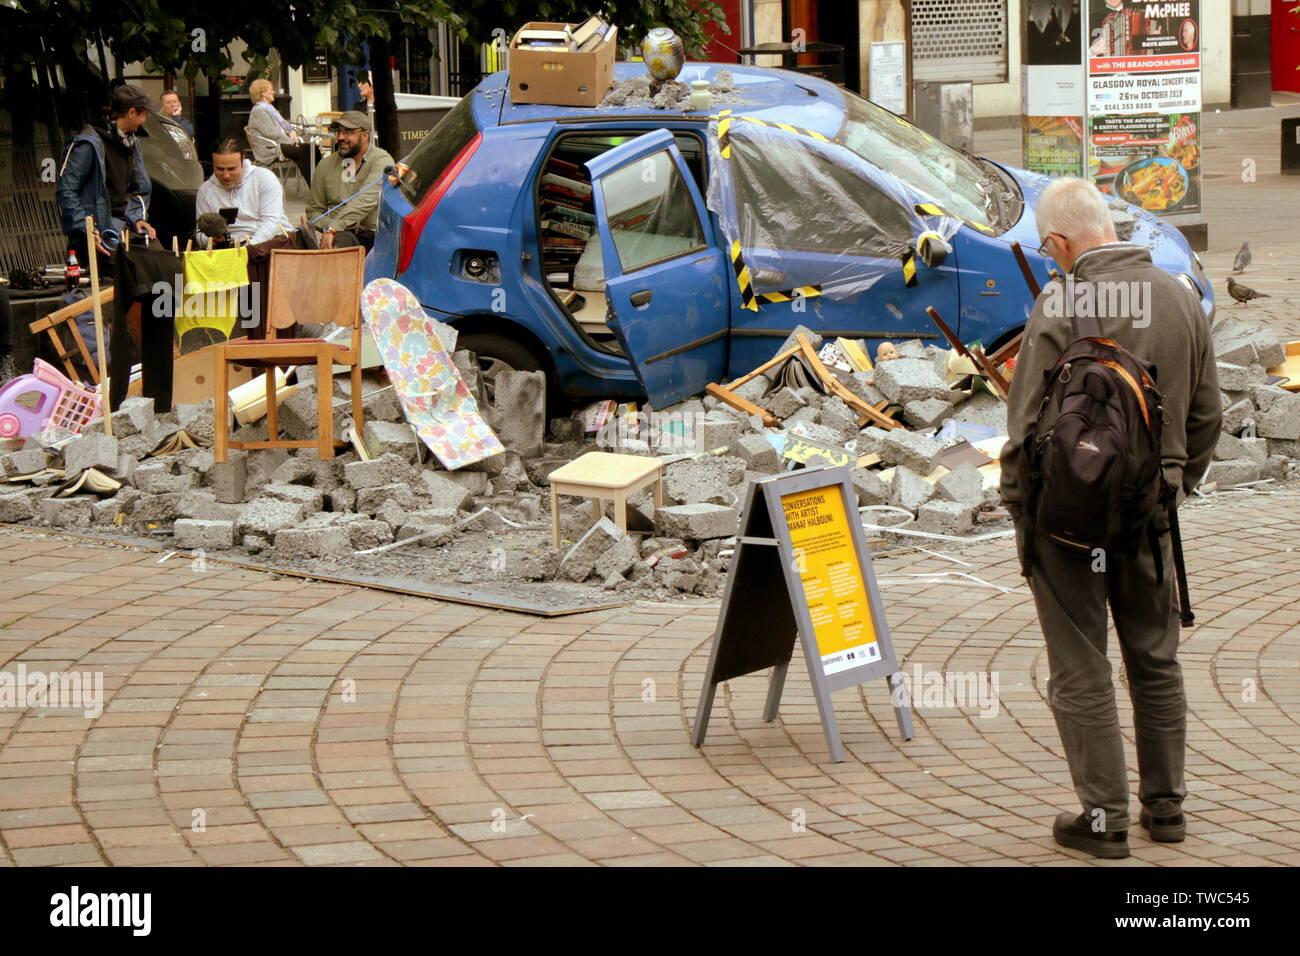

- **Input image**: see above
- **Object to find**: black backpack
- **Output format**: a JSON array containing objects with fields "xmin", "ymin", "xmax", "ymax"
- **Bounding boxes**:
[{"xmin": 1019, "ymin": 308, "xmax": 1194, "ymax": 624}]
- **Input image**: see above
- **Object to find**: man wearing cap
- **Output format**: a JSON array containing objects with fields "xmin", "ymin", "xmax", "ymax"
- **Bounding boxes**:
[
  {"xmin": 56, "ymin": 84, "xmax": 159, "ymax": 268},
  {"xmin": 303, "ymin": 110, "xmax": 393, "ymax": 251}
]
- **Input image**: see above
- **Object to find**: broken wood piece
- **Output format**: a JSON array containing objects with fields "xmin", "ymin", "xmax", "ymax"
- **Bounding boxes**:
[
  {"xmin": 705, "ymin": 383, "xmax": 779, "ymax": 428},
  {"xmin": 925, "ymin": 306, "xmax": 970, "ymax": 358},
  {"xmin": 1009, "ymin": 241, "xmax": 1042, "ymax": 298},
  {"xmin": 724, "ymin": 345, "xmax": 800, "ymax": 390},
  {"xmin": 795, "ymin": 334, "xmax": 901, "ymax": 429},
  {"xmin": 987, "ymin": 332, "xmax": 1023, "ymax": 368}
]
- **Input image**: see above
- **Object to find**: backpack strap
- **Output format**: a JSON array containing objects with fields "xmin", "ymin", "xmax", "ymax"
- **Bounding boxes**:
[
  {"xmin": 1068, "ymin": 281, "xmax": 1103, "ymax": 340},
  {"xmin": 1166, "ymin": 500, "xmax": 1195, "ymax": 627}
]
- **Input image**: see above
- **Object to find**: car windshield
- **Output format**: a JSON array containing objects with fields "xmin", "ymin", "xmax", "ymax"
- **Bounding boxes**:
[{"xmin": 838, "ymin": 92, "xmax": 1002, "ymax": 231}]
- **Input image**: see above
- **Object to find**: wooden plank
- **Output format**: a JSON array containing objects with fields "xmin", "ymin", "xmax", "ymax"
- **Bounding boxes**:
[
  {"xmin": 705, "ymin": 382, "xmax": 779, "ymax": 428},
  {"xmin": 927, "ymin": 305, "xmax": 1009, "ymax": 401},
  {"xmin": 28, "ymin": 286, "xmax": 116, "ymax": 334},
  {"xmin": 1009, "ymin": 241, "xmax": 1042, "ymax": 298},
  {"xmin": 796, "ymin": 334, "xmax": 902, "ymax": 430},
  {"xmin": 987, "ymin": 332, "xmax": 1023, "ymax": 368},
  {"xmin": 724, "ymin": 345, "xmax": 800, "ymax": 390},
  {"xmin": 925, "ymin": 305, "xmax": 970, "ymax": 359}
]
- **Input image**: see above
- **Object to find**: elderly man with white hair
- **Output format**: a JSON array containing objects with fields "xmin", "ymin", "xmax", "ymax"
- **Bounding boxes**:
[{"xmin": 999, "ymin": 176, "xmax": 1221, "ymax": 859}]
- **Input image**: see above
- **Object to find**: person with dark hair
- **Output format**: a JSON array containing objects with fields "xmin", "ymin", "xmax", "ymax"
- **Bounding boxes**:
[
  {"xmin": 55, "ymin": 84, "xmax": 158, "ymax": 268},
  {"xmin": 160, "ymin": 90, "xmax": 194, "ymax": 138},
  {"xmin": 356, "ymin": 73, "xmax": 375, "ymax": 114},
  {"xmin": 304, "ymin": 110, "xmax": 393, "ymax": 251},
  {"xmin": 195, "ymin": 137, "xmax": 291, "ymax": 245}
]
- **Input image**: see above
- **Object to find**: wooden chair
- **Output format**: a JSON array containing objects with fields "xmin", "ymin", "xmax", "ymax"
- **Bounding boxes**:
[
  {"xmin": 28, "ymin": 287, "xmax": 115, "ymax": 384},
  {"xmin": 213, "ymin": 246, "xmax": 366, "ymax": 462}
]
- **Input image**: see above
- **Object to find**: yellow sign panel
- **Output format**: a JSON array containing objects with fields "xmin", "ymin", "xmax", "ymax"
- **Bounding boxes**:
[{"xmin": 780, "ymin": 485, "xmax": 880, "ymax": 676}]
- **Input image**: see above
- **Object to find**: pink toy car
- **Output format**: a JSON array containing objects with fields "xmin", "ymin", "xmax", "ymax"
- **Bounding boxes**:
[{"xmin": 0, "ymin": 359, "xmax": 102, "ymax": 439}]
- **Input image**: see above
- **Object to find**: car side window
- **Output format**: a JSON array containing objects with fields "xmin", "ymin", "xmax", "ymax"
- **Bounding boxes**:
[
  {"xmin": 598, "ymin": 150, "xmax": 706, "ymax": 274},
  {"xmin": 728, "ymin": 132, "xmax": 912, "ymax": 260}
]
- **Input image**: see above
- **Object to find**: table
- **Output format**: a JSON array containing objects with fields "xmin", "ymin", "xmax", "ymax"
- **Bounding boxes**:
[{"xmin": 547, "ymin": 451, "xmax": 664, "ymax": 547}]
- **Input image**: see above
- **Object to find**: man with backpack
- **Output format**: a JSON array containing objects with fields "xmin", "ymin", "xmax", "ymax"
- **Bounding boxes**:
[{"xmin": 999, "ymin": 176, "xmax": 1221, "ymax": 859}]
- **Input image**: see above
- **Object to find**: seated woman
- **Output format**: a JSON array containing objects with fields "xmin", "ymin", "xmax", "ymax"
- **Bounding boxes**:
[{"xmin": 246, "ymin": 78, "xmax": 317, "ymax": 184}]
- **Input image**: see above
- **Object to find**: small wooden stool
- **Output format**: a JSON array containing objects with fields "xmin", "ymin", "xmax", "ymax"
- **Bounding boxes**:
[{"xmin": 547, "ymin": 452, "xmax": 664, "ymax": 546}]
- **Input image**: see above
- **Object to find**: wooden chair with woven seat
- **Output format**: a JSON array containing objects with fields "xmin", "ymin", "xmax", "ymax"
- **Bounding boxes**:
[{"xmin": 213, "ymin": 246, "xmax": 366, "ymax": 463}]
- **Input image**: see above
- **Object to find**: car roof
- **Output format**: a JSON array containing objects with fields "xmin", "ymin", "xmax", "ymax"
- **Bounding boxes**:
[{"xmin": 473, "ymin": 61, "xmax": 848, "ymax": 139}]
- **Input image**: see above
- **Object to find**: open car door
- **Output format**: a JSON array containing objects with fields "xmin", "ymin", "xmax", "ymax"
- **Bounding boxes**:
[{"xmin": 585, "ymin": 129, "xmax": 730, "ymax": 408}]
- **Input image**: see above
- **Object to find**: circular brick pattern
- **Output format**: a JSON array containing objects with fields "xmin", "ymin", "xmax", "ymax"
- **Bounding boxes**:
[{"xmin": 0, "ymin": 488, "xmax": 1298, "ymax": 866}]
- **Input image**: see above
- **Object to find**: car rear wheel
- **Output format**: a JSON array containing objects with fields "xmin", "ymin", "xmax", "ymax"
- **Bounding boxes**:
[{"xmin": 455, "ymin": 333, "xmax": 545, "ymax": 403}]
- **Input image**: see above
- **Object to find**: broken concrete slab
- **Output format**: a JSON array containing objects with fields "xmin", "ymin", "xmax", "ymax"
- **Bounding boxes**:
[
  {"xmin": 877, "ymin": 430, "xmax": 943, "ymax": 474},
  {"xmin": 356, "ymin": 483, "xmax": 426, "ymax": 514},
  {"xmin": 767, "ymin": 387, "xmax": 807, "ymax": 420},
  {"xmin": 903, "ymin": 398, "xmax": 955, "ymax": 430},
  {"xmin": 173, "ymin": 519, "xmax": 237, "ymax": 550},
  {"xmin": 1216, "ymin": 362, "xmax": 1251, "ymax": 393},
  {"xmin": 1204, "ymin": 458, "xmax": 1262, "ymax": 487},
  {"xmin": 176, "ymin": 490, "xmax": 244, "ymax": 523},
  {"xmin": 63, "ymin": 431, "xmax": 119, "ymax": 476},
  {"xmin": 361, "ymin": 387, "xmax": 404, "ymax": 424},
  {"xmin": 0, "ymin": 448, "xmax": 49, "ymax": 478},
  {"xmin": 492, "ymin": 370, "xmax": 546, "ymax": 460},
  {"xmin": 559, "ymin": 517, "xmax": 624, "ymax": 582},
  {"xmin": 593, "ymin": 535, "xmax": 640, "ymax": 580},
  {"xmin": 664, "ymin": 455, "xmax": 745, "ymax": 506},
  {"xmin": 934, "ymin": 462, "xmax": 985, "ymax": 507},
  {"xmin": 129, "ymin": 492, "xmax": 183, "ymax": 524},
  {"xmin": 1255, "ymin": 389, "xmax": 1300, "ymax": 440},
  {"xmin": 731, "ymin": 434, "xmax": 780, "ymax": 473},
  {"xmin": 344, "ymin": 454, "xmax": 415, "ymax": 490},
  {"xmin": 0, "ymin": 489, "xmax": 39, "ymax": 523},
  {"xmin": 237, "ymin": 497, "xmax": 307, "ymax": 537},
  {"xmin": 261, "ymin": 482, "xmax": 325, "ymax": 512},
  {"xmin": 274, "ymin": 525, "xmax": 352, "ymax": 558},
  {"xmin": 890, "ymin": 465, "xmax": 935, "ymax": 512},
  {"xmin": 874, "ymin": 358, "xmax": 951, "ymax": 405},
  {"xmin": 39, "ymin": 496, "xmax": 93, "ymax": 529},
  {"xmin": 421, "ymin": 471, "xmax": 473, "ymax": 513},
  {"xmin": 133, "ymin": 460, "xmax": 197, "ymax": 495},
  {"xmin": 732, "ymin": 373, "xmax": 773, "ymax": 404},
  {"xmin": 775, "ymin": 325, "xmax": 823, "ymax": 357},
  {"xmin": 851, "ymin": 468, "xmax": 890, "ymax": 507},
  {"xmin": 915, "ymin": 500, "xmax": 975, "ymax": 536},
  {"xmin": 654, "ymin": 503, "xmax": 739, "ymax": 540}
]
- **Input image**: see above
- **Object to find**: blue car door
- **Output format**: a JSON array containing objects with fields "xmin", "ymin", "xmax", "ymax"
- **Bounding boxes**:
[{"xmin": 585, "ymin": 129, "xmax": 730, "ymax": 408}]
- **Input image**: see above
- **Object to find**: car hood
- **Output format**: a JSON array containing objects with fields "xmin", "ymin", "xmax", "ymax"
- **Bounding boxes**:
[{"xmin": 990, "ymin": 162, "xmax": 1200, "ymax": 282}]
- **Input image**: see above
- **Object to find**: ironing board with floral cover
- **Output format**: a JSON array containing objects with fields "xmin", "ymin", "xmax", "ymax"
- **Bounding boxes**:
[{"xmin": 361, "ymin": 278, "xmax": 503, "ymax": 469}]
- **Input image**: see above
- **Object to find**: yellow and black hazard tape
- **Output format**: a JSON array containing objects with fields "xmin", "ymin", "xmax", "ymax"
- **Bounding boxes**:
[
  {"xmin": 901, "ymin": 250, "xmax": 918, "ymax": 288},
  {"xmin": 729, "ymin": 240, "xmax": 822, "ymax": 310},
  {"xmin": 714, "ymin": 109, "xmax": 831, "ymax": 160},
  {"xmin": 914, "ymin": 201, "xmax": 995, "ymax": 234}
]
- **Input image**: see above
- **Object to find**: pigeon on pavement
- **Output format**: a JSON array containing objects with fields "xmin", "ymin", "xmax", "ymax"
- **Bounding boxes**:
[
  {"xmin": 1227, "ymin": 276, "xmax": 1269, "ymax": 307},
  {"xmin": 1232, "ymin": 241, "xmax": 1251, "ymax": 274}
]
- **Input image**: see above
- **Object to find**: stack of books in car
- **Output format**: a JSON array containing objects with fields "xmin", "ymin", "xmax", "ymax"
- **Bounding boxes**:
[{"xmin": 539, "ymin": 156, "xmax": 594, "ymax": 289}]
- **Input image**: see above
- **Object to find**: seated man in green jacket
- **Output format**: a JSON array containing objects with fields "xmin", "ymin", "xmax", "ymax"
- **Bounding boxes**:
[{"xmin": 304, "ymin": 111, "xmax": 394, "ymax": 251}]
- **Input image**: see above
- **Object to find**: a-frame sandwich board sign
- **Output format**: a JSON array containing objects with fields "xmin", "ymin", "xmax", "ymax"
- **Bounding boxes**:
[{"xmin": 691, "ymin": 465, "xmax": 913, "ymax": 762}]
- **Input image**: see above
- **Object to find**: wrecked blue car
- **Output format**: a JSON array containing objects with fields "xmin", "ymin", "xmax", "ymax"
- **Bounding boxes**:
[{"xmin": 366, "ymin": 62, "xmax": 1212, "ymax": 408}]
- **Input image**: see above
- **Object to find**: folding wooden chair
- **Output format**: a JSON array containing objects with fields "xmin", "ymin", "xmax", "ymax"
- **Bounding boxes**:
[
  {"xmin": 213, "ymin": 246, "xmax": 365, "ymax": 462},
  {"xmin": 27, "ymin": 287, "xmax": 115, "ymax": 384}
]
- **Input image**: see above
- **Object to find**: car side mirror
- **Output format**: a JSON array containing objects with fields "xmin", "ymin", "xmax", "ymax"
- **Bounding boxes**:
[{"xmin": 917, "ymin": 233, "xmax": 951, "ymax": 269}]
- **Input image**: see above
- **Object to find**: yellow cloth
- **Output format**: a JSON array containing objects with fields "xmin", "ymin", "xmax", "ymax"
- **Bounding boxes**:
[{"xmin": 178, "ymin": 247, "xmax": 248, "ymax": 339}]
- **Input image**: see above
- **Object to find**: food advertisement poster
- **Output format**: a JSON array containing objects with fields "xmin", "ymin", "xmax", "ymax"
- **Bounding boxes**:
[
  {"xmin": 780, "ymin": 486, "xmax": 881, "ymax": 677},
  {"xmin": 1084, "ymin": 0, "xmax": 1201, "ymax": 214}
]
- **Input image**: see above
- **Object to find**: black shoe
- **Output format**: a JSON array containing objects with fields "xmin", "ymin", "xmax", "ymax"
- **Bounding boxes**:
[
  {"xmin": 1139, "ymin": 808, "xmax": 1186, "ymax": 842},
  {"xmin": 1052, "ymin": 812, "xmax": 1130, "ymax": 859}
]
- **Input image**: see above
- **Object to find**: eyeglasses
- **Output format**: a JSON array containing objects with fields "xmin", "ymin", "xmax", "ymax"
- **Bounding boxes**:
[{"xmin": 1037, "ymin": 234, "xmax": 1068, "ymax": 258}]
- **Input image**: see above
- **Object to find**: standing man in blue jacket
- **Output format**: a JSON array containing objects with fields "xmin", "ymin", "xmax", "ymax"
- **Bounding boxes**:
[{"xmin": 55, "ymin": 84, "xmax": 159, "ymax": 270}]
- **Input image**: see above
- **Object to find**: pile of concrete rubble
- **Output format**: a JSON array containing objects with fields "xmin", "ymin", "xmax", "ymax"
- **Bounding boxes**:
[{"xmin": 0, "ymin": 317, "xmax": 1296, "ymax": 603}]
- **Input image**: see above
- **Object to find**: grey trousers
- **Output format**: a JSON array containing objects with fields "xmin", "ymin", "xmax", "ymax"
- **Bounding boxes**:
[{"xmin": 1020, "ymin": 522, "xmax": 1187, "ymax": 831}]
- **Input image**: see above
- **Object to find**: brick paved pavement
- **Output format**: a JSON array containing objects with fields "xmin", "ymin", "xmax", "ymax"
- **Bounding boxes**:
[{"xmin": 1, "ymin": 483, "xmax": 1297, "ymax": 867}]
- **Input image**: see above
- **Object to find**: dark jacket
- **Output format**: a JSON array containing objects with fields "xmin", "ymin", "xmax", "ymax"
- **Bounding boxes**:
[
  {"xmin": 55, "ymin": 124, "xmax": 152, "ymax": 238},
  {"xmin": 1000, "ymin": 242, "xmax": 1221, "ymax": 515}
]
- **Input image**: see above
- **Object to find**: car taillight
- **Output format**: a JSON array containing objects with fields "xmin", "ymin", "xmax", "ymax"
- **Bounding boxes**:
[{"xmin": 398, "ymin": 132, "xmax": 483, "ymax": 275}]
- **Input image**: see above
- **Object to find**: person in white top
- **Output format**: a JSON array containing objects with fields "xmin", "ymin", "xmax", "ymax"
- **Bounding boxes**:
[{"xmin": 194, "ymin": 138, "xmax": 292, "ymax": 245}]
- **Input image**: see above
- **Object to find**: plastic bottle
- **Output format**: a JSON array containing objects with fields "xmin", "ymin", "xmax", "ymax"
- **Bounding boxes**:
[{"xmin": 64, "ymin": 250, "xmax": 81, "ymax": 292}]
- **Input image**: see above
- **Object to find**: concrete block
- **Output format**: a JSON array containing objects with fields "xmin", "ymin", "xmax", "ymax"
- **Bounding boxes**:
[
  {"xmin": 237, "ymin": 497, "xmax": 306, "ymax": 537},
  {"xmin": 903, "ymin": 398, "xmax": 955, "ymax": 430},
  {"xmin": 344, "ymin": 519, "xmax": 394, "ymax": 551},
  {"xmin": 559, "ymin": 516, "xmax": 624, "ymax": 581},
  {"xmin": 890, "ymin": 465, "xmax": 935, "ymax": 512},
  {"xmin": 856, "ymin": 427, "xmax": 891, "ymax": 457},
  {"xmin": 767, "ymin": 387, "xmax": 807, "ymax": 420},
  {"xmin": 1215, "ymin": 340, "xmax": 1257, "ymax": 367},
  {"xmin": 363, "ymin": 420, "xmax": 420, "ymax": 462},
  {"xmin": 664, "ymin": 456, "xmax": 745, "ymax": 506},
  {"xmin": 452, "ymin": 350, "xmax": 486, "ymax": 405},
  {"xmin": 878, "ymin": 430, "xmax": 943, "ymax": 474},
  {"xmin": 492, "ymin": 370, "xmax": 546, "ymax": 459},
  {"xmin": 173, "ymin": 519, "xmax": 237, "ymax": 550},
  {"xmin": 0, "ymin": 448, "xmax": 49, "ymax": 478},
  {"xmin": 655, "ymin": 555, "xmax": 703, "ymax": 592},
  {"xmin": 361, "ymin": 387, "xmax": 404, "ymax": 423},
  {"xmin": 732, "ymin": 373, "xmax": 772, "ymax": 404},
  {"xmin": 698, "ymin": 414, "xmax": 746, "ymax": 452},
  {"xmin": 549, "ymin": 417, "xmax": 585, "ymax": 443},
  {"xmin": 731, "ymin": 434, "xmax": 780, "ymax": 473},
  {"xmin": 209, "ymin": 455, "xmax": 248, "ymax": 503},
  {"xmin": 0, "ymin": 489, "xmax": 39, "ymax": 523},
  {"xmin": 950, "ymin": 392, "xmax": 1009, "ymax": 432},
  {"xmin": 1263, "ymin": 455, "xmax": 1291, "ymax": 480},
  {"xmin": 1239, "ymin": 436, "xmax": 1269, "ymax": 466},
  {"xmin": 775, "ymin": 325, "xmax": 823, "ymax": 357},
  {"xmin": 91, "ymin": 494, "xmax": 134, "ymax": 526},
  {"xmin": 593, "ymin": 535, "xmax": 640, "ymax": 580},
  {"xmin": 851, "ymin": 468, "xmax": 890, "ymax": 507},
  {"xmin": 1256, "ymin": 390, "xmax": 1300, "ymax": 440},
  {"xmin": 356, "ymin": 483, "xmax": 425, "ymax": 515},
  {"xmin": 344, "ymin": 454, "xmax": 415, "ymax": 490},
  {"xmin": 783, "ymin": 406, "xmax": 820, "ymax": 429},
  {"xmin": 896, "ymin": 339, "xmax": 927, "ymax": 360},
  {"xmin": 39, "ymin": 496, "xmax": 93, "ymax": 529},
  {"xmin": 176, "ymin": 490, "xmax": 243, "ymax": 523},
  {"xmin": 1215, "ymin": 362, "xmax": 1250, "ymax": 392},
  {"xmin": 63, "ymin": 431, "xmax": 119, "ymax": 475},
  {"xmin": 654, "ymin": 503, "xmax": 739, "ymax": 540},
  {"xmin": 934, "ymin": 463, "xmax": 985, "ymax": 507},
  {"xmin": 439, "ymin": 470, "xmax": 491, "ymax": 496},
  {"xmin": 874, "ymin": 358, "xmax": 951, "ymax": 404},
  {"xmin": 421, "ymin": 471, "xmax": 472, "ymax": 512},
  {"xmin": 1221, "ymin": 398, "xmax": 1254, "ymax": 435},
  {"xmin": 845, "ymin": 372, "xmax": 886, "ymax": 407},
  {"xmin": 130, "ymin": 492, "xmax": 183, "ymax": 524},
  {"xmin": 1213, "ymin": 432, "xmax": 1246, "ymax": 461},
  {"xmin": 1204, "ymin": 458, "xmax": 1261, "ymax": 487},
  {"xmin": 915, "ymin": 500, "xmax": 975, "ymax": 536},
  {"xmin": 174, "ymin": 398, "xmax": 216, "ymax": 447},
  {"xmin": 1266, "ymin": 438, "xmax": 1300, "ymax": 458},
  {"xmin": 274, "ymin": 525, "xmax": 352, "ymax": 558},
  {"xmin": 817, "ymin": 401, "xmax": 859, "ymax": 444},
  {"xmin": 133, "ymin": 460, "xmax": 197, "ymax": 495},
  {"xmin": 262, "ymin": 482, "xmax": 324, "ymax": 512}
]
